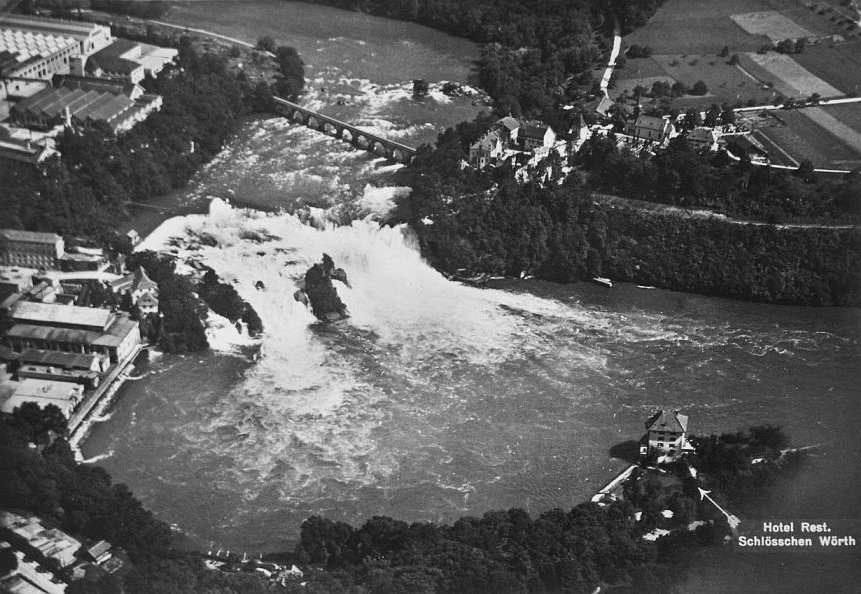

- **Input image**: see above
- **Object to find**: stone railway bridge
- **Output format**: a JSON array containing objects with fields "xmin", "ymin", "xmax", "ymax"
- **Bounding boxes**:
[{"xmin": 273, "ymin": 97, "xmax": 417, "ymax": 164}]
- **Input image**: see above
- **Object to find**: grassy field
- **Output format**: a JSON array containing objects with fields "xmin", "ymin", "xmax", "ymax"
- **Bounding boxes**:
[
  {"xmin": 730, "ymin": 10, "xmax": 816, "ymax": 42},
  {"xmin": 823, "ymin": 102, "xmax": 861, "ymax": 133},
  {"xmin": 623, "ymin": 0, "xmax": 774, "ymax": 54},
  {"xmin": 740, "ymin": 52, "xmax": 842, "ymax": 98},
  {"xmin": 792, "ymin": 41, "xmax": 861, "ymax": 95},
  {"xmin": 655, "ymin": 54, "xmax": 776, "ymax": 105},
  {"xmin": 757, "ymin": 110, "xmax": 861, "ymax": 168}
]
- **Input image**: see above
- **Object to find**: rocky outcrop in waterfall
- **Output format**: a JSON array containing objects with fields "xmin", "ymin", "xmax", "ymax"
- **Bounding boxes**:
[{"xmin": 295, "ymin": 254, "xmax": 351, "ymax": 322}]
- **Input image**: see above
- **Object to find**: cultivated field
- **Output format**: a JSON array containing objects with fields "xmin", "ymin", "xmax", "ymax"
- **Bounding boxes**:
[
  {"xmin": 756, "ymin": 110, "xmax": 861, "ymax": 168},
  {"xmin": 823, "ymin": 102, "xmax": 861, "ymax": 133},
  {"xmin": 730, "ymin": 10, "xmax": 815, "ymax": 42},
  {"xmin": 623, "ymin": 0, "xmax": 774, "ymax": 54},
  {"xmin": 792, "ymin": 41, "xmax": 861, "ymax": 95},
  {"xmin": 740, "ymin": 52, "xmax": 843, "ymax": 98}
]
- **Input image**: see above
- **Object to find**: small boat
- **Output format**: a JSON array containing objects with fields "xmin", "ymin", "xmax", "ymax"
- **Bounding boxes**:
[
  {"xmin": 591, "ymin": 277, "xmax": 613, "ymax": 288},
  {"xmin": 637, "ymin": 284, "xmax": 655, "ymax": 290}
]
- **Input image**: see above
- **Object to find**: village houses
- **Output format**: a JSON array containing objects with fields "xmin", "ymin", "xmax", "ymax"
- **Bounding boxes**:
[{"xmin": 468, "ymin": 116, "xmax": 561, "ymax": 169}]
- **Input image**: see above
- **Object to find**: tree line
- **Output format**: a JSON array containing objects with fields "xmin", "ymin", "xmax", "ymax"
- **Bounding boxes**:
[{"xmin": 390, "ymin": 120, "xmax": 861, "ymax": 306}]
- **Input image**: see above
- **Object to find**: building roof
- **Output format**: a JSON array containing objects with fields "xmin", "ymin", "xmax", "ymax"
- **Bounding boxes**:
[
  {"xmin": 18, "ymin": 348, "xmax": 101, "ymax": 370},
  {"xmin": 496, "ymin": 116, "xmax": 519, "ymax": 131},
  {"xmin": 86, "ymin": 540, "xmax": 112, "ymax": 560},
  {"xmin": 110, "ymin": 266, "xmax": 157, "ymax": 294},
  {"xmin": 520, "ymin": 124, "xmax": 552, "ymax": 139},
  {"xmin": 687, "ymin": 127, "xmax": 719, "ymax": 142},
  {"xmin": 0, "ymin": 26, "xmax": 77, "ymax": 61},
  {"xmin": 87, "ymin": 39, "xmax": 143, "ymax": 75},
  {"xmin": 635, "ymin": 115, "xmax": 670, "ymax": 132},
  {"xmin": 0, "ymin": 14, "xmax": 109, "ymax": 41},
  {"xmin": 5, "ymin": 313, "xmax": 137, "ymax": 348},
  {"xmin": 55, "ymin": 74, "xmax": 142, "ymax": 98},
  {"xmin": 0, "ymin": 229, "xmax": 61, "ymax": 244},
  {"xmin": 645, "ymin": 410, "xmax": 688, "ymax": 433},
  {"xmin": 471, "ymin": 130, "xmax": 501, "ymax": 150},
  {"xmin": 11, "ymin": 301, "xmax": 113, "ymax": 331}
]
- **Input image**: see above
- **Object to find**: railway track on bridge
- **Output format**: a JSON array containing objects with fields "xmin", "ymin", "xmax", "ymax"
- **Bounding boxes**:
[{"xmin": 272, "ymin": 97, "xmax": 417, "ymax": 164}]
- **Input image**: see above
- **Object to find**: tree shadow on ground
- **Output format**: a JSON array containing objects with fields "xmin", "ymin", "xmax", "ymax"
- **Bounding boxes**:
[{"xmin": 609, "ymin": 439, "xmax": 641, "ymax": 463}]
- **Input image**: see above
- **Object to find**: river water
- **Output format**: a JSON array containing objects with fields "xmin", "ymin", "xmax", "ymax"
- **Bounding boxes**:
[{"xmin": 82, "ymin": 1, "xmax": 861, "ymax": 588}]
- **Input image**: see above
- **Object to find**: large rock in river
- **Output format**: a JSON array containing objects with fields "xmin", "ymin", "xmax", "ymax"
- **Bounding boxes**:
[{"xmin": 296, "ymin": 254, "xmax": 351, "ymax": 322}]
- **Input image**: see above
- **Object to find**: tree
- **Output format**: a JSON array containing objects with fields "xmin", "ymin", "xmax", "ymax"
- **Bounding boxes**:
[
  {"xmin": 719, "ymin": 45, "xmax": 729, "ymax": 58},
  {"xmin": 671, "ymin": 81, "xmax": 689, "ymax": 97},
  {"xmin": 255, "ymin": 36, "xmax": 276, "ymax": 53},
  {"xmin": 691, "ymin": 80, "xmax": 708, "ymax": 95},
  {"xmin": 729, "ymin": 54, "xmax": 740, "ymax": 66},
  {"xmin": 796, "ymin": 159, "xmax": 817, "ymax": 183}
]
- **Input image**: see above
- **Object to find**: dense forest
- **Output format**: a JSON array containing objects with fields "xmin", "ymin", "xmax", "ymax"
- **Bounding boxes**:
[
  {"xmin": 2, "ymin": 403, "xmax": 805, "ymax": 593},
  {"xmin": 390, "ymin": 120, "xmax": 861, "ymax": 306},
  {"xmin": 0, "ymin": 34, "xmax": 303, "ymax": 242},
  {"xmin": 301, "ymin": 0, "xmax": 666, "ymax": 123}
]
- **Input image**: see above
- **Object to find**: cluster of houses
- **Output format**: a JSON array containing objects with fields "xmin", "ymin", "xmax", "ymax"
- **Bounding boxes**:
[
  {"xmin": 0, "ymin": 229, "xmax": 157, "ymax": 429},
  {"xmin": 466, "ymin": 110, "xmax": 730, "ymax": 173},
  {"xmin": 0, "ymin": 14, "xmax": 177, "ymax": 165},
  {"xmin": 1, "ymin": 510, "xmax": 129, "ymax": 592},
  {"xmin": 466, "ymin": 115, "xmax": 588, "ymax": 170}
]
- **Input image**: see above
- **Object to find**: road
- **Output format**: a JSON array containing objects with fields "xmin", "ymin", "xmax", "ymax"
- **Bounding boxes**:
[
  {"xmin": 592, "ymin": 193, "xmax": 859, "ymax": 230},
  {"xmin": 599, "ymin": 15, "xmax": 622, "ymax": 102}
]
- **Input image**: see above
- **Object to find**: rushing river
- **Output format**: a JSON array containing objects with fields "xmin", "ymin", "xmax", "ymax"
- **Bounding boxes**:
[{"xmin": 82, "ymin": 1, "xmax": 861, "ymax": 589}]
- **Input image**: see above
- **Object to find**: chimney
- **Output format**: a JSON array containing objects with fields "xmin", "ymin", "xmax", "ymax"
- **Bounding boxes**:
[{"xmin": 64, "ymin": 106, "xmax": 72, "ymax": 128}]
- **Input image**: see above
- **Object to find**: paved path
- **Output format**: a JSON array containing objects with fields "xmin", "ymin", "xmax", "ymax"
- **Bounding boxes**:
[
  {"xmin": 592, "ymin": 193, "xmax": 859, "ymax": 230},
  {"xmin": 149, "ymin": 19, "xmax": 274, "ymax": 56},
  {"xmin": 599, "ymin": 15, "xmax": 622, "ymax": 102}
]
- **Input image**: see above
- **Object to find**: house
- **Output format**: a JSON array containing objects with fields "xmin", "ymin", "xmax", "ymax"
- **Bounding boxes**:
[
  {"xmin": 496, "ymin": 116, "xmax": 520, "ymax": 145},
  {"xmin": 629, "ymin": 115, "xmax": 676, "ymax": 144},
  {"xmin": 110, "ymin": 266, "xmax": 159, "ymax": 315},
  {"xmin": 519, "ymin": 123, "xmax": 556, "ymax": 151},
  {"xmin": 468, "ymin": 129, "xmax": 504, "ymax": 169},
  {"xmin": 0, "ymin": 229, "xmax": 65, "ymax": 269},
  {"xmin": 686, "ymin": 126, "xmax": 720, "ymax": 152},
  {"xmin": 639, "ymin": 409, "xmax": 692, "ymax": 462}
]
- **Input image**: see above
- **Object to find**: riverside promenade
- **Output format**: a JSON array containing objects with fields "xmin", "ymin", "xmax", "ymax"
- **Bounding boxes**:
[{"xmin": 68, "ymin": 344, "xmax": 144, "ymax": 446}]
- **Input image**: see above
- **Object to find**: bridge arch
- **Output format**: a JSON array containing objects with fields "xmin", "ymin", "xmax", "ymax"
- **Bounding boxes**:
[
  {"xmin": 372, "ymin": 142, "xmax": 389, "ymax": 158},
  {"xmin": 341, "ymin": 129, "xmax": 353, "ymax": 143},
  {"xmin": 306, "ymin": 116, "xmax": 321, "ymax": 130},
  {"xmin": 392, "ymin": 148, "xmax": 406, "ymax": 163},
  {"xmin": 355, "ymin": 135, "xmax": 370, "ymax": 149},
  {"xmin": 322, "ymin": 122, "xmax": 339, "ymax": 137},
  {"xmin": 291, "ymin": 111, "xmax": 306, "ymax": 125}
]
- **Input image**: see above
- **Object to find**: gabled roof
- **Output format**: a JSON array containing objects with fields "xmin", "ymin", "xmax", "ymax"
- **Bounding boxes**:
[
  {"xmin": 520, "ymin": 124, "xmax": 553, "ymax": 139},
  {"xmin": 687, "ymin": 127, "xmax": 719, "ymax": 142},
  {"xmin": 645, "ymin": 410, "xmax": 688, "ymax": 433},
  {"xmin": 110, "ymin": 266, "xmax": 157, "ymax": 293},
  {"xmin": 470, "ymin": 129, "xmax": 501, "ymax": 150},
  {"xmin": 496, "ymin": 116, "xmax": 519, "ymax": 131}
]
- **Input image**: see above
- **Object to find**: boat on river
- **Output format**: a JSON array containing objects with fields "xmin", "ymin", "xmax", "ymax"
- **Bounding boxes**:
[{"xmin": 591, "ymin": 277, "xmax": 613, "ymax": 288}]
